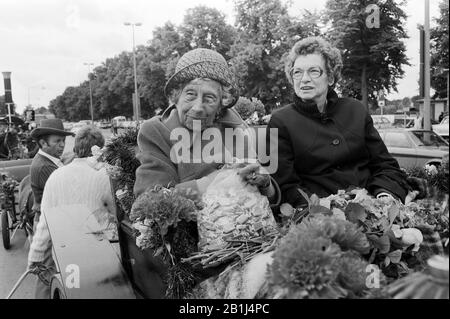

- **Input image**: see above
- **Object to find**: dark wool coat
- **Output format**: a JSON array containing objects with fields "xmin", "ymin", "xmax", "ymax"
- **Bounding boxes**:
[
  {"xmin": 30, "ymin": 153, "xmax": 59, "ymax": 211},
  {"xmin": 266, "ymin": 89, "xmax": 410, "ymax": 207}
]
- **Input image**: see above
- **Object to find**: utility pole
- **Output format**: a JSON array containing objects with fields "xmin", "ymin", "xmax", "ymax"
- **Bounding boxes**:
[
  {"xmin": 423, "ymin": 0, "xmax": 431, "ymax": 131},
  {"xmin": 84, "ymin": 62, "xmax": 94, "ymax": 122},
  {"xmin": 124, "ymin": 22, "xmax": 142, "ymax": 122}
]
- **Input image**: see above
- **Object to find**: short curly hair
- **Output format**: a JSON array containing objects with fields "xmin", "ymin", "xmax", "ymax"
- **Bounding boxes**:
[
  {"xmin": 73, "ymin": 126, "xmax": 105, "ymax": 158},
  {"xmin": 285, "ymin": 37, "xmax": 343, "ymax": 87}
]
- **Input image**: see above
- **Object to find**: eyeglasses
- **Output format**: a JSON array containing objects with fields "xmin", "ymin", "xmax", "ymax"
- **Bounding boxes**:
[{"xmin": 291, "ymin": 67, "xmax": 324, "ymax": 80}]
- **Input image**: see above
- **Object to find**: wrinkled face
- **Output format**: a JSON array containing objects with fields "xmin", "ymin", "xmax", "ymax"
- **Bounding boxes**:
[
  {"xmin": 176, "ymin": 78, "xmax": 222, "ymax": 131},
  {"xmin": 40, "ymin": 134, "xmax": 66, "ymax": 158},
  {"xmin": 292, "ymin": 54, "xmax": 334, "ymax": 104}
]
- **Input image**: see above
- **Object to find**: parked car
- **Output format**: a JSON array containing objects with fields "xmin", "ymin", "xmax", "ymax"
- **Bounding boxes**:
[
  {"xmin": 99, "ymin": 121, "xmax": 111, "ymax": 129},
  {"xmin": 432, "ymin": 115, "xmax": 449, "ymax": 142},
  {"xmin": 378, "ymin": 128, "xmax": 449, "ymax": 169},
  {"xmin": 392, "ymin": 115, "xmax": 415, "ymax": 128},
  {"xmin": 371, "ymin": 115, "xmax": 393, "ymax": 130},
  {"xmin": 63, "ymin": 122, "xmax": 73, "ymax": 132},
  {"xmin": 70, "ymin": 122, "xmax": 88, "ymax": 135}
]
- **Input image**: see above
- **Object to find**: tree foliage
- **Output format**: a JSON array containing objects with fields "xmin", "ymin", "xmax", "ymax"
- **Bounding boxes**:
[
  {"xmin": 48, "ymin": 1, "xmax": 413, "ymax": 120},
  {"xmin": 430, "ymin": 0, "xmax": 449, "ymax": 99},
  {"xmin": 229, "ymin": 0, "xmax": 322, "ymax": 112},
  {"xmin": 325, "ymin": 0, "xmax": 409, "ymax": 109}
]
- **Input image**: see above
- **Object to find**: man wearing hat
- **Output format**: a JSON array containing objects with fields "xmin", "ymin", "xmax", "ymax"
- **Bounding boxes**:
[
  {"xmin": 133, "ymin": 48, "xmax": 280, "ymax": 204},
  {"xmin": 28, "ymin": 118, "xmax": 74, "ymax": 298}
]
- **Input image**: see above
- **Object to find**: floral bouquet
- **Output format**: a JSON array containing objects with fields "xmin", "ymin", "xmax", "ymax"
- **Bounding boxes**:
[
  {"xmin": 261, "ymin": 214, "xmax": 388, "ymax": 299},
  {"xmin": 130, "ymin": 185, "xmax": 202, "ymax": 298},
  {"xmin": 282, "ymin": 187, "xmax": 448, "ymax": 280}
]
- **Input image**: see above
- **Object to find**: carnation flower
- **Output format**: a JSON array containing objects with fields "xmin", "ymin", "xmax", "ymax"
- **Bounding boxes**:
[
  {"xmin": 336, "ymin": 252, "xmax": 372, "ymax": 297},
  {"xmin": 297, "ymin": 215, "xmax": 370, "ymax": 255},
  {"xmin": 268, "ymin": 224, "xmax": 343, "ymax": 298}
]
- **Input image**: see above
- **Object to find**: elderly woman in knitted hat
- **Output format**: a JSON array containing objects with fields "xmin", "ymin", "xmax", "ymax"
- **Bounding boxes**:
[
  {"xmin": 267, "ymin": 37, "xmax": 412, "ymax": 208},
  {"xmin": 134, "ymin": 48, "xmax": 279, "ymax": 204}
]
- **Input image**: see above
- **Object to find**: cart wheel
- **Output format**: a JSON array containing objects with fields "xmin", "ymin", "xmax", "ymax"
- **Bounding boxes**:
[
  {"xmin": 2, "ymin": 210, "xmax": 11, "ymax": 250},
  {"xmin": 50, "ymin": 275, "xmax": 66, "ymax": 299}
]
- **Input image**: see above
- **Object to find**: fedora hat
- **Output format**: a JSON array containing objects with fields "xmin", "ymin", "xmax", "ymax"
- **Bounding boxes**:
[
  {"xmin": 164, "ymin": 48, "xmax": 239, "ymax": 108},
  {"xmin": 31, "ymin": 118, "xmax": 75, "ymax": 140}
]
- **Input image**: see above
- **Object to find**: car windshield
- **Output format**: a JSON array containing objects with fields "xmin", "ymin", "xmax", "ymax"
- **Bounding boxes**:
[{"xmin": 411, "ymin": 130, "xmax": 449, "ymax": 147}]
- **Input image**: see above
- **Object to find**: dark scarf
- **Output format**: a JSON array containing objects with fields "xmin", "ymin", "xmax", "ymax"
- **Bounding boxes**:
[{"xmin": 292, "ymin": 88, "xmax": 339, "ymax": 120}]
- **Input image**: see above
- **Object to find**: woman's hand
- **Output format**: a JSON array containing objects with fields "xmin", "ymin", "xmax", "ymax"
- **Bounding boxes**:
[
  {"xmin": 237, "ymin": 163, "xmax": 275, "ymax": 198},
  {"xmin": 237, "ymin": 163, "xmax": 270, "ymax": 187}
]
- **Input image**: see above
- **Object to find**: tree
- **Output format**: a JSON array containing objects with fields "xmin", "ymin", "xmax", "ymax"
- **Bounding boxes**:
[
  {"xmin": 325, "ymin": 0, "xmax": 409, "ymax": 109},
  {"xmin": 229, "ymin": 0, "xmax": 322, "ymax": 112},
  {"xmin": 401, "ymin": 96, "xmax": 411, "ymax": 109},
  {"xmin": 35, "ymin": 106, "xmax": 48, "ymax": 114},
  {"xmin": 430, "ymin": 0, "xmax": 449, "ymax": 99},
  {"xmin": 179, "ymin": 6, "xmax": 236, "ymax": 58}
]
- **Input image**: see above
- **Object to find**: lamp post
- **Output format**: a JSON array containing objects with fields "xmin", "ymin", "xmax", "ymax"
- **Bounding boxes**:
[
  {"xmin": 423, "ymin": 0, "xmax": 431, "ymax": 131},
  {"xmin": 124, "ymin": 22, "xmax": 142, "ymax": 122},
  {"xmin": 84, "ymin": 62, "xmax": 94, "ymax": 122}
]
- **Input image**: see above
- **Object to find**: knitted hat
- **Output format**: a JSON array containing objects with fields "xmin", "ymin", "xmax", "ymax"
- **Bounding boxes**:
[
  {"xmin": 164, "ymin": 48, "xmax": 239, "ymax": 108},
  {"xmin": 31, "ymin": 118, "xmax": 75, "ymax": 140}
]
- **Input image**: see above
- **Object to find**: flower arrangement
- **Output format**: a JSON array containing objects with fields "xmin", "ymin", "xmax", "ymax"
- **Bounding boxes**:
[
  {"xmin": 263, "ymin": 214, "xmax": 388, "ymax": 299},
  {"xmin": 282, "ymin": 186, "xmax": 448, "ymax": 281},
  {"xmin": 0, "ymin": 172, "xmax": 19, "ymax": 211},
  {"xmin": 130, "ymin": 185, "xmax": 202, "ymax": 298},
  {"xmin": 405, "ymin": 154, "xmax": 449, "ymax": 201},
  {"xmin": 96, "ymin": 128, "xmax": 140, "ymax": 214}
]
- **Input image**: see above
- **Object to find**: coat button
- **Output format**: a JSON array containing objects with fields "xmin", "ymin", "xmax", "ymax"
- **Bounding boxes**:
[{"xmin": 332, "ymin": 138, "xmax": 340, "ymax": 146}]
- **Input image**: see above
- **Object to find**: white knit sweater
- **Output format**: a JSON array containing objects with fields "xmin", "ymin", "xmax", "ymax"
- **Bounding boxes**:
[{"xmin": 28, "ymin": 158, "xmax": 116, "ymax": 263}]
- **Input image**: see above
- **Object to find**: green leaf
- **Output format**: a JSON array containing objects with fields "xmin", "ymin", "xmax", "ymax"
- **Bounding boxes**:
[
  {"xmin": 297, "ymin": 188, "xmax": 311, "ymax": 207},
  {"xmin": 310, "ymin": 205, "xmax": 333, "ymax": 216},
  {"xmin": 344, "ymin": 203, "xmax": 367, "ymax": 224},
  {"xmin": 280, "ymin": 203, "xmax": 294, "ymax": 217},
  {"xmin": 380, "ymin": 216, "xmax": 390, "ymax": 234},
  {"xmin": 310, "ymin": 194, "xmax": 320, "ymax": 206},
  {"xmin": 387, "ymin": 250, "xmax": 402, "ymax": 264},
  {"xmin": 388, "ymin": 204, "xmax": 399, "ymax": 226},
  {"xmin": 386, "ymin": 229, "xmax": 404, "ymax": 248},
  {"xmin": 154, "ymin": 247, "xmax": 164, "ymax": 257},
  {"xmin": 384, "ymin": 256, "xmax": 391, "ymax": 267},
  {"xmin": 367, "ymin": 234, "xmax": 390, "ymax": 254}
]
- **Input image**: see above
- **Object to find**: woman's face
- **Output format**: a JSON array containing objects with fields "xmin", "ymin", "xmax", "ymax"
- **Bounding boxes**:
[
  {"xmin": 292, "ymin": 53, "xmax": 334, "ymax": 104},
  {"xmin": 176, "ymin": 78, "xmax": 222, "ymax": 131}
]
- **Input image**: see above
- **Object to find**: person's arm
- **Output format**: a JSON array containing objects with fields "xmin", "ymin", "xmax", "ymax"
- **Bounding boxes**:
[
  {"xmin": 364, "ymin": 113, "xmax": 410, "ymax": 202},
  {"xmin": 133, "ymin": 121, "xmax": 180, "ymax": 197},
  {"xmin": 28, "ymin": 174, "xmax": 56, "ymax": 264},
  {"xmin": 265, "ymin": 114, "xmax": 309, "ymax": 208}
]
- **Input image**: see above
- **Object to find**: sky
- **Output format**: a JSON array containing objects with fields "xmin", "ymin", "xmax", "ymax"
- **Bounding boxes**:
[{"xmin": 0, "ymin": 0, "xmax": 443, "ymax": 114}]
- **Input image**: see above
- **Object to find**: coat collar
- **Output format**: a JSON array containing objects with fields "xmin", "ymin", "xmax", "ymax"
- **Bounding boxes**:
[
  {"xmin": 292, "ymin": 88, "xmax": 339, "ymax": 119},
  {"xmin": 38, "ymin": 149, "xmax": 63, "ymax": 167}
]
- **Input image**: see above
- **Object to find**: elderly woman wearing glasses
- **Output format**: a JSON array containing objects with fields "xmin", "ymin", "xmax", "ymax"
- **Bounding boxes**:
[
  {"xmin": 267, "ymin": 37, "xmax": 411, "ymax": 208},
  {"xmin": 134, "ymin": 48, "xmax": 280, "ymax": 205}
]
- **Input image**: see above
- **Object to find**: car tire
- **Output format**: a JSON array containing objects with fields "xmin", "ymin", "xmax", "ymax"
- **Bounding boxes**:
[{"xmin": 2, "ymin": 210, "xmax": 11, "ymax": 250}]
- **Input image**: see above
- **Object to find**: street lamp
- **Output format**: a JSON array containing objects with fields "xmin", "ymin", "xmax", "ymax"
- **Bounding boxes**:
[
  {"xmin": 84, "ymin": 62, "xmax": 94, "ymax": 122},
  {"xmin": 124, "ymin": 22, "xmax": 142, "ymax": 122}
]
